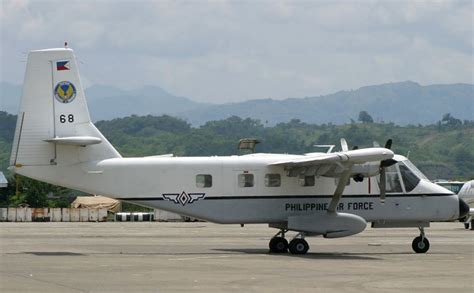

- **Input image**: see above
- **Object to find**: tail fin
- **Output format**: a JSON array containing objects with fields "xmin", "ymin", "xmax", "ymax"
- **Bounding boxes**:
[{"xmin": 10, "ymin": 48, "xmax": 121, "ymax": 169}]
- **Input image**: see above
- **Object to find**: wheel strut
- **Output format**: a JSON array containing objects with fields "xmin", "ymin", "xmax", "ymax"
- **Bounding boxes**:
[
  {"xmin": 418, "ymin": 227, "xmax": 425, "ymax": 241},
  {"xmin": 273, "ymin": 229, "xmax": 288, "ymax": 239},
  {"xmin": 412, "ymin": 227, "xmax": 430, "ymax": 253}
]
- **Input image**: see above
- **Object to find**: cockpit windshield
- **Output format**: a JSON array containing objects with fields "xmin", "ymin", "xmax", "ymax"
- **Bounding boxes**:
[
  {"xmin": 398, "ymin": 160, "xmax": 427, "ymax": 192},
  {"xmin": 378, "ymin": 160, "xmax": 427, "ymax": 193},
  {"xmin": 401, "ymin": 160, "xmax": 428, "ymax": 180}
]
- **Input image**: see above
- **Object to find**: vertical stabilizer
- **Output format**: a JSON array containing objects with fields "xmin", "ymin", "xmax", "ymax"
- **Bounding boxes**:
[{"xmin": 10, "ymin": 48, "xmax": 120, "ymax": 169}]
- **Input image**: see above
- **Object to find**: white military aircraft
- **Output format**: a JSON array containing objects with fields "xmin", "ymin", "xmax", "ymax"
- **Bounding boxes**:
[
  {"xmin": 9, "ymin": 48, "xmax": 470, "ymax": 254},
  {"xmin": 458, "ymin": 180, "xmax": 474, "ymax": 229}
]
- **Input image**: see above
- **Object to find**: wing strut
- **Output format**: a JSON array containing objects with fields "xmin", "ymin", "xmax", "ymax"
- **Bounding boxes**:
[{"xmin": 327, "ymin": 166, "xmax": 353, "ymax": 213}]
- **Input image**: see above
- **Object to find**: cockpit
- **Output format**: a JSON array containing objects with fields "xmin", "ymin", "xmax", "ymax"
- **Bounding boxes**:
[{"xmin": 379, "ymin": 157, "xmax": 428, "ymax": 193}]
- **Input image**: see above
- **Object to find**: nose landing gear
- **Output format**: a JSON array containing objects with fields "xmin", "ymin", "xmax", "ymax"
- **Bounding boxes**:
[{"xmin": 412, "ymin": 227, "xmax": 430, "ymax": 253}]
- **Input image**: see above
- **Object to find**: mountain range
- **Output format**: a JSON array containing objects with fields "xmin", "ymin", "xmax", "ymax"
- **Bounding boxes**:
[{"xmin": 1, "ymin": 81, "xmax": 472, "ymax": 125}]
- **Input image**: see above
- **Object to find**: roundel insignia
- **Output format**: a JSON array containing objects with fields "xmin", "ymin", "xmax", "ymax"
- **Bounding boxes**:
[{"xmin": 54, "ymin": 81, "xmax": 77, "ymax": 103}]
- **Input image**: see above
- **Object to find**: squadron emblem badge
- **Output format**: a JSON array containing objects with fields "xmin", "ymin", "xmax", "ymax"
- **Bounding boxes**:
[{"xmin": 54, "ymin": 81, "xmax": 76, "ymax": 103}]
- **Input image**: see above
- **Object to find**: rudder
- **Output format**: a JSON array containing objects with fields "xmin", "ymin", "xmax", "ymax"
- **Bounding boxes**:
[{"xmin": 10, "ymin": 48, "xmax": 120, "ymax": 168}]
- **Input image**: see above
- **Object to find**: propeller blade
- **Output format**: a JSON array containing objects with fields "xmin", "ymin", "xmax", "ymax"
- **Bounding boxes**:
[
  {"xmin": 373, "ymin": 141, "xmax": 380, "ymax": 147},
  {"xmin": 379, "ymin": 167, "xmax": 386, "ymax": 204},
  {"xmin": 340, "ymin": 138, "xmax": 349, "ymax": 152},
  {"xmin": 384, "ymin": 139, "xmax": 392, "ymax": 149}
]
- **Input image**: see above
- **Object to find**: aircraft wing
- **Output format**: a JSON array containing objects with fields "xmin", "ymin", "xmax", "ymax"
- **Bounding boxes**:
[{"xmin": 269, "ymin": 148, "xmax": 394, "ymax": 167}]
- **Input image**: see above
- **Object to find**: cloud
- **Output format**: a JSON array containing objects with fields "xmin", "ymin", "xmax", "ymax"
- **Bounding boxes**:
[{"xmin": 1, "ymin": 0, "xmax": 472, "ymax": 103}]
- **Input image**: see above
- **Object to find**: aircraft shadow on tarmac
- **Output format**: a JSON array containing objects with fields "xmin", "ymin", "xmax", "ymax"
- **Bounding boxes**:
[
  {"xmin": 24, "ymin": 252, "xmax": 85, "ymax": 256},
  {"xmin": 19, "ymin": 250, "xmax": 382, "ymax": 260},
  {"xmin": 213, "ymin": 248, "xmax": 384, "ymax": 260},
  {"xmin": 211, "ymin": 248, "xmax": 452, "ymax": 260},
  {"xmin": 21, "ymin": 249, "xmax": 455, "ymax": 259}
]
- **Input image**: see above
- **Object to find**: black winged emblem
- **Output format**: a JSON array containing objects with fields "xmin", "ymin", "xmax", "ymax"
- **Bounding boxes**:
[{"xmin": 162, "ymin": 191, "xmax": 206, "ymax": 206}]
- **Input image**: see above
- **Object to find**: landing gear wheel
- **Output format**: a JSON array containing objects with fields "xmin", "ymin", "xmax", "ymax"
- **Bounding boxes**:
[
  {"xmin": 269, "ymin": 237, "xmax": 288, "ymax": 253},
  {"xmin": 289, "ymin": 238, "xmax": 309, "ymax": 255},
  {"xmin": 412, "ymin": 236, "xmax": 430, "ymax": 253},
  {"xmin": 464, "ymin": 222, "xmax": 470, "ymax": 230}
]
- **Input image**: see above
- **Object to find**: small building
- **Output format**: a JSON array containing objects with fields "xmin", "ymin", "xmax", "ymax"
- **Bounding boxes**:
[{"xmin": 0, "ymin": 172, "xmax": 7, "ymax": 188}]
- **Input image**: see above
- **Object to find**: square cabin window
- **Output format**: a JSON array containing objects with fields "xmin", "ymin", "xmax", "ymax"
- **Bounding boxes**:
[
  {"xmin": 238, "ymin": 174, "xmax": 254, "ymax": 187},
  {"xmin": 265, "ymin": 174, "xmax": 281, "ymax": 187},
  {"xmin": 299, "ymin": 175, "xmax": 315, "ymax": 187},
  {"xmin": 196, "ymin": 174, "xmax": 212, "ymax": 188}
]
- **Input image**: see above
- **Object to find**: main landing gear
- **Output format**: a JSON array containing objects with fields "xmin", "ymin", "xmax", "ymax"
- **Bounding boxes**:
[
  {"xmin": 412, "ymin": 227, "xmax": 430, "ymax": 253},
  {"xmin": 269, "ymin": 230, "xmax": 309, "ymax": 255}
]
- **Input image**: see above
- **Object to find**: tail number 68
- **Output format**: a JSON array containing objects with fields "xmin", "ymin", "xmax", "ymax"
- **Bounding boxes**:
[{"xmin": 60, "ymin": 114, "xmax": 74, "ymax": 123}]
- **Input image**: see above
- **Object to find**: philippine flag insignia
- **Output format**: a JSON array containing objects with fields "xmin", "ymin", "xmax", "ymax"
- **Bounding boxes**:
[{"xmin": 56, "ymin": 61, "xmax": 70, "ymax": 71}]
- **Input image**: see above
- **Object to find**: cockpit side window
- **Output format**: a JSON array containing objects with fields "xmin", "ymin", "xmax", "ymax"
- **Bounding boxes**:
[
  {"xmin": 399, "ymin": 164, "xmax": 420, "ymax": 192},
  {"xmin": 378, "ymin": 165, "xmax": 402, "ymax": 193}
]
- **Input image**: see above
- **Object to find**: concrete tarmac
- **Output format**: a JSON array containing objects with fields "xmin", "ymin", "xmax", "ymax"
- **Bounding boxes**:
[{"xmin": 0, "ymin": 222, "xmax": 472, "ymax": 292}]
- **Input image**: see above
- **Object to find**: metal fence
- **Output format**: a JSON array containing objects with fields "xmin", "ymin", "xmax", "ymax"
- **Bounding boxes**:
[{"xmin": 0, "ymin": 208, "xmax": 108, "ymax": 222}]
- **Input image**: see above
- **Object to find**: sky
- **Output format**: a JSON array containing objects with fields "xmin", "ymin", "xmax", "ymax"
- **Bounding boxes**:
[{"xmin": 1, "ymin": 0, "xmax": 472, "ymax": 104}]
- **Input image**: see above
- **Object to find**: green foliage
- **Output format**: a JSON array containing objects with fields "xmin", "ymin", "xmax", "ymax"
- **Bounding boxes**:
[
  {"xmin": 95, "ymin": 114, "xmax": 473, "ymax": 180},
  {"xmin": 358, "ymin": 111, "xmax": 374, "ymax": 123},
  {"xmin": 0, "ymin": 111, "xmax": 16, "ymax": 171},
  {"xmin": 0, "ymin": 174, "xmax": 73, "ymax": 207}
]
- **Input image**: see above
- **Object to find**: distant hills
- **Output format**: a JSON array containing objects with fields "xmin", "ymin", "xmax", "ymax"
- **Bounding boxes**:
[{"xmin": 1, "ymin": 81, "xmax": 472, "ymax": 125}]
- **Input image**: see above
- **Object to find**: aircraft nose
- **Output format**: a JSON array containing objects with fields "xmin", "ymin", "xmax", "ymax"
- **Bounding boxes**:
[{"xmin": 458, "ymin": 198, "xmax": 470, "ymax": 219}]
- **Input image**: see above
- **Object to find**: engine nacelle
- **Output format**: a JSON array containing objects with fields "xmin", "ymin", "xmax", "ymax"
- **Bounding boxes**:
[
  {"xmin": 287, "ymin": 212, "xmax": 367, "ymax": 238},
  {"xmin": 350, "ymin": 162, "xmax": 380, "ymax": 178}
]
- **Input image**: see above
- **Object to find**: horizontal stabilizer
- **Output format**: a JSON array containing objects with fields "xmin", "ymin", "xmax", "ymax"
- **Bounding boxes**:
[{"xmin": 44, "ymin": 136, "xmax": 102, "ymax": 146}]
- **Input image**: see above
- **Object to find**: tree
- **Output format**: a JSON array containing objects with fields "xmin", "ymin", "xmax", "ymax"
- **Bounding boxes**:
[
  {"xmin": 358, "ymin": 111, "xmax": 374, "ymax": 123},
  {"xmin": 440, "ymin": 113, "xmax": 462, "ymax": 128}
]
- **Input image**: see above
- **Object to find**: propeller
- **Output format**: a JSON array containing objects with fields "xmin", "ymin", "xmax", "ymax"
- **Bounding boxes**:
[
  {"xmin": 379, "ymin": 139, "xmax": 396, "ymax": 203},
  {"xmin": 340, "ymin": 138, "xmax": 349, "ymax": 152},
  {"xmin": 340, "ymin": 138, "xmax": 359, "ymax": 151}
]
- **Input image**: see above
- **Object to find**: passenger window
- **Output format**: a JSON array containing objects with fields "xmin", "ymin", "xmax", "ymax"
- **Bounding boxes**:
[
  {"xmin": 399, "ymin": 164, "xmax": 420, "ymax": 192},
  {"xmin": 238, "ymin": 174, "xmax": 254, "ymax": 187},
  {"xmin": 299, "ymin": 175, "xmax": 315, "ymax": 187},
  {"xmin": 265, "ymin": 174, "xmax": 281, "ymax": 187},
  {"xmin": 196, "ymin": 174, "xmax": 212, "ymax": 188}
]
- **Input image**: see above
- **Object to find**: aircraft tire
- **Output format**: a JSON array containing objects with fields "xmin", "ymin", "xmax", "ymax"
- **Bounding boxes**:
[
  {"xmin": 412, "ymin": 236, "xmax": 430, "ymax": 253},
  {"xmin": 269, "ymin": 237, "xmax": 288, "ymax": 253},
  {"xmin": 464, "ymin": 222, "xmax": 470, "ymax": 230},
  {"xmin": 289, "ymin": 239, "xmax": 309, "ymax": 255}
]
